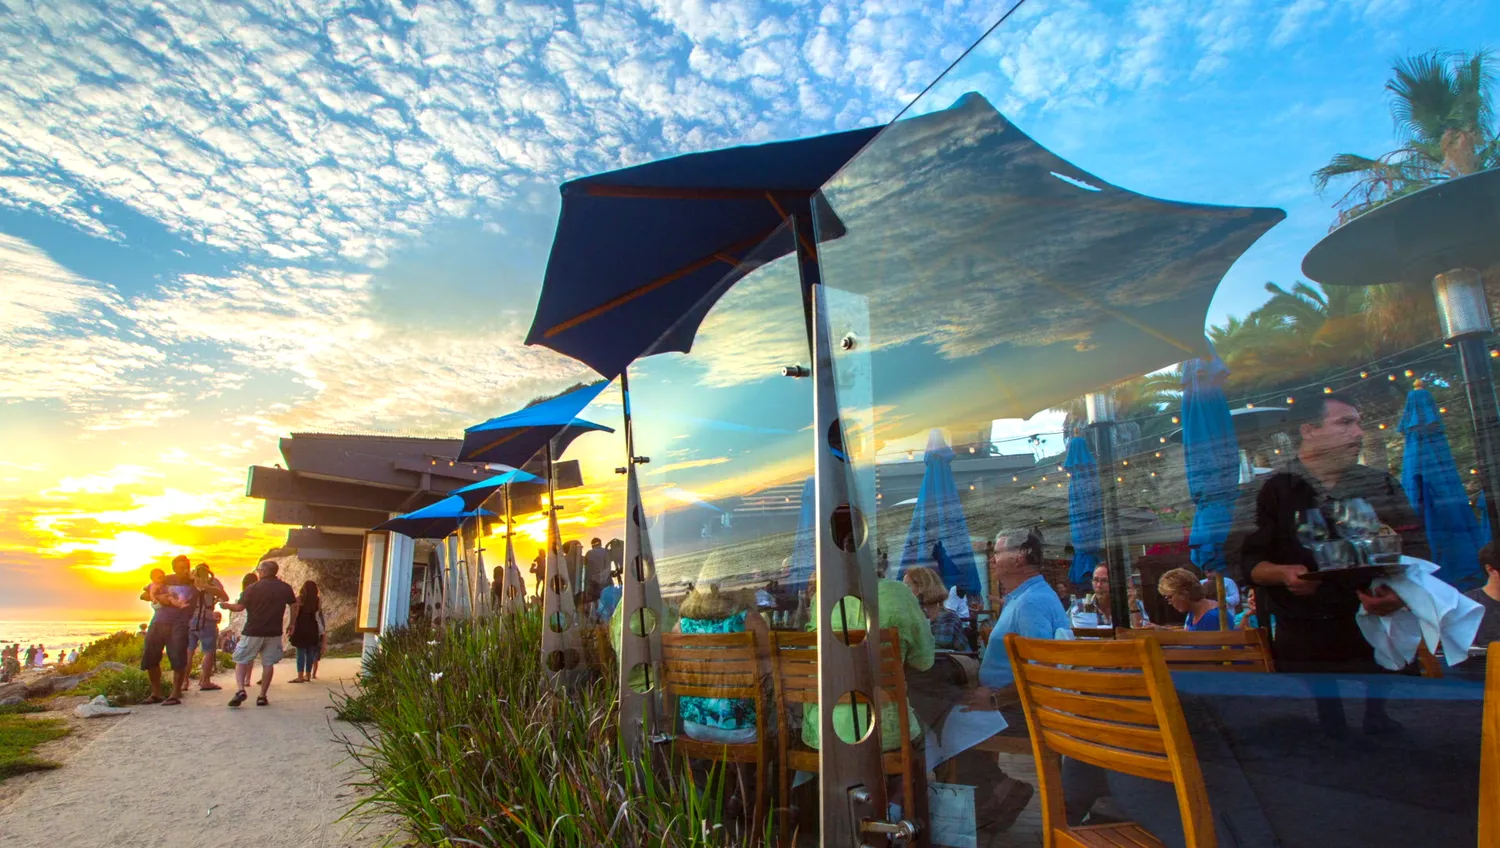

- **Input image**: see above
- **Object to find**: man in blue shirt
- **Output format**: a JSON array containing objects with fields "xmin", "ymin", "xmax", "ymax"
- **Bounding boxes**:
[{"xmin": 978, "ymin": 527, "xmax": 1072, "ymax": 690}]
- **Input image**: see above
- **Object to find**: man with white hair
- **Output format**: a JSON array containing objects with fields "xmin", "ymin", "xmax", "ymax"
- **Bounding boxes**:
[{"xmin": 224, "ymin": 560, "xmax": 297, "ymax": 708}]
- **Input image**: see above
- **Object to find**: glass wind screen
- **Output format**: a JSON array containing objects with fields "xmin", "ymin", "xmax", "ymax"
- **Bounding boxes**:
[
  {"xmin": 809, "ymin": 2, "xmax": 1495, "ymax": 846},
  {"xmin": 625, "ymin": 222, "xmax": 820, "ymax": 838}
]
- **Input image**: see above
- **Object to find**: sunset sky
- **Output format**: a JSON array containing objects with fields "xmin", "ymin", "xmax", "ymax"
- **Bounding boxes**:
[{"xmin": 2, "ymin": 0, "xmax": 1495, "ymax": 620}]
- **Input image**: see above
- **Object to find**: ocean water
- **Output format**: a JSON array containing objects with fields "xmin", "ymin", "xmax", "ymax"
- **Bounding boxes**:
[{"xmin": 0, "ymin": 620, "xmax": 145, "ymax": 659}]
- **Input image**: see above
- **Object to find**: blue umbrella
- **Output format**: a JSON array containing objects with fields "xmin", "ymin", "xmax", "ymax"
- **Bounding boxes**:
[
  {"xmin": 459, "ymin": 382, "xmax": 615, "ymax": 466},
  {"xmin": 897, "ymin": 431, "xmax": 980, "ymax": 593},
  {"xmin": 525, "ymin": 126, "xmax": 882, "ymax": 378},
  {"xmin": 1478, "ymin": 491, "xmax": 1491, "ymax": 541},
  {"xmin": 377, "ymin": 495, "xmax": 496, "ymax": 540},
  {"xmin": 1182, "ymin": 350, "xmax": 1241, "ymax": 574},
  {"xmin": 451, "ymin": 468, "xmax": 545, "ymax": 511},
  {"xmin": 787, "ymin": 476, "xmax": 816, "ymax": 588},
  {"xmin": 1065, "ymin": 436, "xmax": 1104, "ymax": 586},
  {"xmin": 1399, "ymin": 387, "xmax": 1484, "ymax": 588}
]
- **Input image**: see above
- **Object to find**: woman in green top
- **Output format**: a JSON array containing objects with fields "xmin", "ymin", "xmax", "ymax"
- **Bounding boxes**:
[{"xmin": 673, "ymin": 585, "xmax": 769, "ymax": 743}]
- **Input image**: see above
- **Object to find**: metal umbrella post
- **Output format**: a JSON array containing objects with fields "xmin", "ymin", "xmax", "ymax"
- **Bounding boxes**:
[
  {"xmin": 616, "ymin": 370, "xmax": 666, "ymax": 759},
  {"xmin": 1087, "ymin": 392, "xmax": 1133, "ymax": 630},
  {"xmin": 539, "ymin": 440, "xmax": 584, "ymax": 682}
]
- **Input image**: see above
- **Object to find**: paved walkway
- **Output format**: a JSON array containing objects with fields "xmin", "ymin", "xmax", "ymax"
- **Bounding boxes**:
[{"xmin": 0, "ymin": 657, "xmax": 386, "ymax": 848}]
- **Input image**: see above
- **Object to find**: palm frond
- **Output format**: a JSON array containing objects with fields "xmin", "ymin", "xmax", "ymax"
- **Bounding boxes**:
[{"xmin": 1388, "ymin": 50, "xmax": 1455, "ymax": 145}]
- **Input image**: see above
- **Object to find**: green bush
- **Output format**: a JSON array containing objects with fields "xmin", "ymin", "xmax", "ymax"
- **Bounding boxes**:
[
  {"xmin": 0, "ymin": 703, "xmax": 45, "ymax": 716},
  {"xmin": 60, "ymin": 631, "xmax": 235, "ymax": 679},
  {"xmin": 338, "ymin": 613, "xmax": 771, "ymax": 847},
  {"xmin": 78, "ymin": 668, "xmax": 153, "ymax": 706}
]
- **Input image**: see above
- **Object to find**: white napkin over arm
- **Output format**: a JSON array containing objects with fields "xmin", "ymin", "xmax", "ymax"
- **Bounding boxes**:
[{"xmin": 1355, "ymin": 556, "xmax": 1485, "ymax": 670}]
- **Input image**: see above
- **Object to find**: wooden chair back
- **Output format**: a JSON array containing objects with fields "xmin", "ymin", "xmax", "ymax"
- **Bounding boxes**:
[
  {"xmin": 1115, "ymin": 627, "xmax": 1274, "ymax": 672},
  {"xmin": 1481, "ymin": 646, "xmax": 1499, "ymax": 848},
  {"xmin": 659, "ymin": 630, "xmax": 770, "ymax": 829},
  {"xmin": 1006, "ymin": 633, "xmax": 1217, "ymax": 848},
  {"xmin": 1073, "ymin": 627, "xmax": 1117, "ymax": 640},
  {"xmin": 769, "ymin": 629, "xmax": 918, "ymax": 843}
]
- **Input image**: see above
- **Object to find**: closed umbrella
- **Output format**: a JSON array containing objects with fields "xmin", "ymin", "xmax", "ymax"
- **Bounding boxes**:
[
  {"xmin": 787, "ymin": 476, "xmax": 816, "ymax": 588},
  {"xmin": 1182, "ymin": 350, "xmax": 1241, "ymax": 573},
  {"xmin": 451, "ymin": 468, "xmax": 545, "ymax": 511},
  {"xmin": 1065, "ymin": 435, "xmax": 1104, "ymax": 586},
  {"xmin": 1399, "ymin": 387, "xmax": 1484, "ymax": 588},
  {"xmin": 897, "ymin": 430, "xmax": 980, "ymax": 593}
]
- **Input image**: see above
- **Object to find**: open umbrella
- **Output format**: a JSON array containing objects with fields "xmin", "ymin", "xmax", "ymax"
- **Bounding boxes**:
[
  {"xmin": 897, "ymin": 430, "xmax": 980, "ymax": 593},
  {"xmin": 451, "ymin": 467, "xmax": 545, "ymax": 511},
  {"xmin": 1064, "ymin": 436, "xmax": 1104, "ymax": 586},
  {"xmin": 377, "ymin": 496, "xmax": 495, "ymax": 539},
  {"xmin": 1182, "ymin": 350, "xmax": 1241, "ymax": 573},
  {"xmin": 1399, "ymin": 386, "xmax": 1484, "ymax": 588},
  {"xmin": 459, "ymin": 382, "xmax": 615, "ymax": 467},
  {"xmin": 525, "ymin": 126, "xmax": 882, "ymax": 379}
]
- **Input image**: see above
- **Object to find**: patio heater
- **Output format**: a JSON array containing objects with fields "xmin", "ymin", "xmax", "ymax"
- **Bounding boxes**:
[
  {"xmin": 1302, "ymin": 168, "xmax": 1500, "ymax": 538},
  {"xmin": 1086, "ymin": 391, "xmax": 1133, "ymax": 628},
  {"xmin": 615, "ymin": 371, "xmax": 667, "ymax": 760}
]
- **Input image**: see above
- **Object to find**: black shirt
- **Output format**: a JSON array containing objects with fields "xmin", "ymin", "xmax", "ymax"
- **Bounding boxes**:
[
  {"xmin": 241, "ymin": 576, "xmax": 298, "ymax": 638},
  {"xmin": 1226, "ymin": 459, "xmax": 1429, "ymax": 666},
  {"xmin": 1464, "ymin": 587, "xmax": 1500, "ymax": 647}
]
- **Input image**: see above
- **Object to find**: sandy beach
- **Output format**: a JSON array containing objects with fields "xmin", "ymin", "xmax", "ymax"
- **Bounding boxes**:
[{"xmin": 0, "ymin": 656, "xmax": 388, "ymax": 848}]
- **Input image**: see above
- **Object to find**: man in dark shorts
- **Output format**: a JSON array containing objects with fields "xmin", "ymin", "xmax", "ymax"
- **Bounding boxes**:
[
  {"xmin": 227, "ymin": 560, "xmax": 298, "ymax": 707},
  {"xmin": 139, "ymin": 555, "xmax": 196, "ymax": 705}
]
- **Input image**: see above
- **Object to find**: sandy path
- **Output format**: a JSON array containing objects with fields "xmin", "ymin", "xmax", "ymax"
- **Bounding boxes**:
[{"xmin": 0, "ymin": 656, "xmax": 391, "ymax": 848}]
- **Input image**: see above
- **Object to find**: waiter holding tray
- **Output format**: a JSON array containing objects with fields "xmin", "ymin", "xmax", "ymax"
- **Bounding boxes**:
[{"xmin": 1225, "ymin": 392, "xmax": 1429, "ymax": 733}]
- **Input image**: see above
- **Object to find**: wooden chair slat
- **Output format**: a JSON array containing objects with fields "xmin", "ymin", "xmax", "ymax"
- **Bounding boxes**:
[
  {"xmin": 662, "ymin": 632, "xmax": 763, "ymax": 647},
  {"xmin": 659, "ymin": 658, "xmax": 762, "ymax": 676},
  {"xmin": 664, "ymin": 682, "xmax": 760, "ymax": 699},
  {"xmin": 1063, "ymin": 821, "xmax": 1167, "ymax": 847},
  {"xmin": 1035, "ymin": 707, "xmax": 1169, "ymax": 755},
  {"xmin": 1073, "ymin": 627, "xmax": 1118, "ymax": 640},
  {"xmin": 1115, "ymin": 629, "xmax": 1273, "ymax": 673},
  {"xmin": 1024, "ymin": 664, "xmax": 1152, "ymax": 697},
  {"xmin": 1028, "ymin": 686, "xmax": 1160, "ymax": 727},
  {"xmin": 1038, "ymin": 727, "xmax": 1174, "ymax": 783},
  {"xmin": 1012, "ymin": 637, "xmax": 1151, "ymax": 668}
]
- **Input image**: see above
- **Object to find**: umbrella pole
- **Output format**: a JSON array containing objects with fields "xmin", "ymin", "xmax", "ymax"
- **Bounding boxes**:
[
  {"xmin": 1087, "ymin": 400, "xmax": 1133, "ymax": 631},
  {"xmin": 805, "ymin": 257, "xmax": 908, "ymax": 844},
  {"xmin": 539, "ymin": 441, "xmax": 583, "ymax": 683},
  {"xmin": 617, "ymin": 370, "xmax": 666, "ymax": 762}
]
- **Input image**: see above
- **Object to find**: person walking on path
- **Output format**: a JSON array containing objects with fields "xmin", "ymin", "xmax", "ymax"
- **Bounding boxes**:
[
  {"xmin": 187, "ymin": 563, "xmax": 230, "ymax": 691},
  {"xmin": 288, "ymin": 580, "xmax": 326, "ymax": 684},
  {"xmin": 140, "ymin": 555, "xmax": 196, "ymax": 705},
  {"xmin": 225, "ymin": 560, "xmax": 297, "ymax": 707}
]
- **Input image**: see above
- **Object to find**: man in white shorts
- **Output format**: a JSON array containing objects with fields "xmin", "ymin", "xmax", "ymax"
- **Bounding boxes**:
[{"xmin": 225, "ymin": 560, "xmax": 297, "ymax": 707}]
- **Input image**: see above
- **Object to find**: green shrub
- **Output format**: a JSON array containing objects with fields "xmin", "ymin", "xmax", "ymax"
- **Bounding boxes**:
[
  {"xmin": 0, "ymin": 703, "xmax": 45, "ymax": 716},
  {"xmin": 58, "ymin": 630, "xmax": 140, "ymax": 674},
  {"xmin": 338, "ymin": 613, "xmax": 771, "ymax": 847},
  {"xmin": 78, "ymin": 668, "xmax": 153, "ymax": 706}
]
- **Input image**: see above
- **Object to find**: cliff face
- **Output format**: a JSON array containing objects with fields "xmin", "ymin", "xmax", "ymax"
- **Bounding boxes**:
[{"xmin": 262, "ymin": 553, "xmax": 360, "ymax": 633}]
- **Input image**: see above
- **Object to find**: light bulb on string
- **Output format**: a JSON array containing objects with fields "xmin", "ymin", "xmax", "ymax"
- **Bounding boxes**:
[
  {"xmin": 1323, "ymin": 387, "xmax": 1332, "ymax": 394},
  {"xmin": 1360, "ymin": 371, "xmax": 1368, "ymax": 379}
]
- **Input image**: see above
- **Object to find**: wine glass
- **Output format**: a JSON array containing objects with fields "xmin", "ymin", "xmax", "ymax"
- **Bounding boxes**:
[
  {"xmin": 1297, "ymin": 508, "xmax": 1331, "ymax": 569},
  {"xmin": 1340, "ymin": 498, "xmax": 1380, "ymax": 564}
]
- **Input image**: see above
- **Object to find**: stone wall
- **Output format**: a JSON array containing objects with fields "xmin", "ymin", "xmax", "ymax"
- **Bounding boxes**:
[{"xmin": 262, "ymin": 552, "xmax": 360, "ymax": 633}]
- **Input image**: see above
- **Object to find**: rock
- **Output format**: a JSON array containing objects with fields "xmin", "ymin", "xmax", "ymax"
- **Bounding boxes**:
[
  {"xmin": 0, "ymin": 681, "xmax": 25, "ymax": 702},
  {"xmin": 0, "ymin": 695, "xmax": 22, "ymax": 706},
  {"xmin": 46, "ymin": 673, "xmax": 87, "ymax": 692},
  {"xmin": 24, "ymin": 672, "xmax": 58, "ymax": 697}
]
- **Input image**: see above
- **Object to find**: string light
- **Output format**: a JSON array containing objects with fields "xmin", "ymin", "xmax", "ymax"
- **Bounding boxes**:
[
  {"xmin": 1492, "ymin": 350, "xmax": 1499, "ymax": 359},
  {"xmin": 1389, "ymin": 375, "xmax": 1397, "ymax": 381},
  {"xmin": 1151, "ymin": 471, "xmax": 1157, "ymax": 477},
  {"xmin": 1286, "ymin": 397, "xmax": 1295, "ymax": 404},
  {"xmin": 1247, "ymin": 403, "xmax": 1255, "ymax": 409},
  {"xmin": 1041, "ymin": 475, "xmax": 1047, "ymax": 481},
  {"xmin": 1171, "ymin": 416, "xmax": 1180, "ymax": 424},
  {"xmin": 1378, "ymin": 423, "xmax": 1387, "ymax": 430},
  {"xmin": 1155, "ymin": 452, "xmax": 1162, "ymax": 458},
  {"xmin": 1440, "ymin": 407, "xmax": 1448, "ymax": 413},
  {"xmin": 1472, "ymin": 469, "xmax": 1480, "ymax": 475},
  {"xmin": 1122, "ymin": 460, "xmax": 1130, "ymax": 466},
  {"xmin": 1012, "ymin": 476, "xmax": 1018, "ymax": 482},
  {"xmin": 1159, "ymin": 436, "xmax": 1167, "ymax": 443},
  {"xmin": 1323, "ymin": 387, "xmax": 1332, "ymax": 394},
  {"xmin": 1116, "ymin": 476, "xmax": 1123, "ymax": 482},
  {"xmin": 1404, "ymin": 369, "xmax": 1414, "ymax": 377},
  {"xmin": 1360, "ymin": 371, "xmax": 1368, "ymax": 379}
]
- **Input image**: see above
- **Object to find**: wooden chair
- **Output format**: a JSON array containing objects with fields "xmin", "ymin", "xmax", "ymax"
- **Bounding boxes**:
[
  {"xmin": 769, "ymin": 629, "xmax": 922, "ymax": 843},
  {"xmin": 1073, "ymin": 627, "xmax": 1117, "ymax": 640},
  {"xmin": 659, "ymin": 631, "xmax": 771, "ymax": 831},
  {"xmin": 1480, "ymin": 646, "xmax": 1498, "ymax": 848},
  {"xmin": 1007, "ymin": 633, "xmax": 1217, "ymax": 847},
  {"xmin": 1115, "ymin": 627, "xmax": 1274, "ymax": 673}
]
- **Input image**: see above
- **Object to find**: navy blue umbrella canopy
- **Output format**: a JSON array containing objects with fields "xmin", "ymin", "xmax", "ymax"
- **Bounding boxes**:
[
  {"xmin": 1399, "ymin": 387, "xmax": 1484, "ymax": 588},
  {"xmin": 526, "ymin": 125, "xmax": 883, "ymax": 378},
  {"xmin": 1182, "ymin": 350, "xmax": 1241, "ymax": 574},
  {"xmin": 897, "ymin": 431, "xmax": 980, "ymax": 594},
  {"xmin": 450, "ymin": 468, "xmax": 545, "ymax": 511},
  {"xmin": 459, "ymin": 381, "xmax": 615, "ymax": 467},
  {"xmin": 1065, "ymin": 436, "xmax": 1104, "ymax": 586},
  {"xmin": 378, "ymin": 496, "xmax": 495, "ymax": 539}
]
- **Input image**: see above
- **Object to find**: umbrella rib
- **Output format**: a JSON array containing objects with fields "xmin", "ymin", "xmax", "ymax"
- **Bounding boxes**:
[
  {"xmin": 542, "ymin": 224, "xmax": 785, "ymax": 339},
  {"xmin": 762, "ymin": 192, "xmax": 818, "ymax": 261}
]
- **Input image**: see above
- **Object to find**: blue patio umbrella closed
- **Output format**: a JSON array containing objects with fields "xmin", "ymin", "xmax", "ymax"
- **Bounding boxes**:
[
  {"xmin": 459, "ymin": 382, "xmax": 615, "ymax": 467},
  {"xmin": 787, "ymin": 476, "xmax": 816, "ymax": 588},
  {"xmin": 1399, "ymin": 387, "xmax": 1484, "ymax": 588},
  {"xmin": 1065, "ymin": 436, "xmax": 1104, "ymax": 586},
  {"xmin": 1182, "ymin": 350, "xmax": 1241, "ymax": 574},
  {"xmin": 377, "ymin": 496, "xmax": 496, "ymax": 540},
  {"xmin": 897, "ymin": 431, "xmax": 980, "ymax": 594}
]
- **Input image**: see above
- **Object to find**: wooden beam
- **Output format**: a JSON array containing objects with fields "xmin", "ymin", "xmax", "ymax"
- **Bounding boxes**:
[
  {"xmin": 247, "ymin": 466, "xmax": 441, "ymax": 512},
  {"xmin": 285, "ymin": 528, "xmax": 365, "ymax": 551},
  {"xmin": 262, "ymin": 500, "xmax": 391, "ymax": 529}
]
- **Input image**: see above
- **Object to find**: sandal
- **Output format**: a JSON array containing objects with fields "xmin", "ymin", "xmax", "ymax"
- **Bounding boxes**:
[
  {"xmin": 200, "ymin": 683, "xmax": 223, "ymax": 691},
  {"xmin": 144, "ymin": 695, "xmax": 166, "ymax": 705},
  {"xmin": 255, "ymin": 695, "xmax": 269, "ymax": 706},
  {"xmin": 289, "ymin": 677, "xmax": 306, "ymax": 684},
  {"xmin": 160, "ymin": 697, "xmax": 182, "ymax": 706}
]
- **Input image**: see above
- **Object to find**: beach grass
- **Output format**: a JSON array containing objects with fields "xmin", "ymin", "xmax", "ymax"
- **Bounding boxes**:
[
  {"xmin": 337, "ymin": 612, "xmax": 774, "ymax": 847},
  {"xmin": 0, "ymin": 714, "xmax": 69, "ymax": 782}
]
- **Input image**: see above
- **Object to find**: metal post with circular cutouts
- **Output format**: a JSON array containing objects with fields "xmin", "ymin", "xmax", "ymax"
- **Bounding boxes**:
[
  {"xmin": 539, "ymin": 440, "xmax": 584, "ymax": 683},
  {"xmin": 804, "ymin": 242, "xmax": 918, "ymax": 846},
  {"xmin": 616, "ymin": 370, "xmax": 666, "ymax": 760}
]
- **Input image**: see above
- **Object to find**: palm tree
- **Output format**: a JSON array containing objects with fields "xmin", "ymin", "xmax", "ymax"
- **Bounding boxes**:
[{"xmin": 1314, "ymin": 50, "xmax": 1498, "ymax": 224}]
